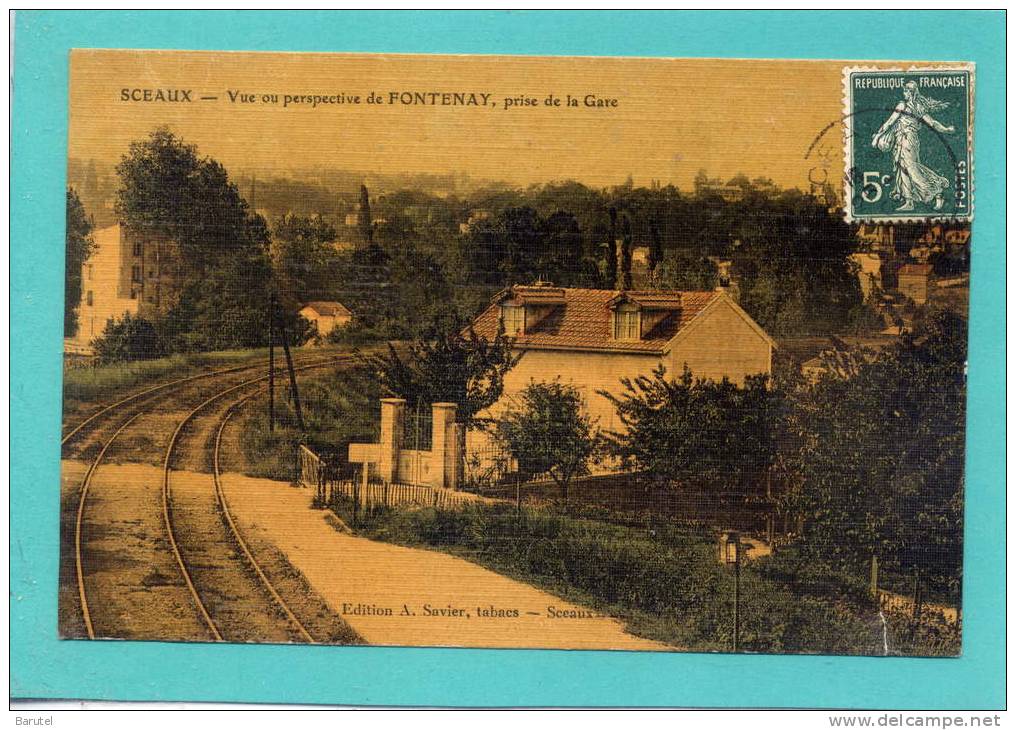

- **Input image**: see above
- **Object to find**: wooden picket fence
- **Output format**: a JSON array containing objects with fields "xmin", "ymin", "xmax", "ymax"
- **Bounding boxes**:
[
  {"xmin": 298, "ymin": 443, "xmax": 488, "ymax": 511},
  {"xmin": 325, "ymin": 479, "xmax": 481, "ymax": 511}
]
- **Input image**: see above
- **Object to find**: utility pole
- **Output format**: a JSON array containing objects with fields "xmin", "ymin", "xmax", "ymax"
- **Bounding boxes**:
[
  {"xmin": 277, "ymin": 312, "xmax": 306, "ymax": 432},
  {"xmin": 268, "ymin": 290, "xmax": 276, "ymax": 432},
  {"xmin": 733, "ymin": 543, "xmax": 741, "ymax": 653}
]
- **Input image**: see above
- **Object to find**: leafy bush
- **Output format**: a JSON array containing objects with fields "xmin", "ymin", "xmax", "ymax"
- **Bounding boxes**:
[
  {"xmin": 92, "ymin": 313, "xmax": 165, "ymax": 364},
  {"xmin": 781, "ymin": 310, "xmax": 966, "ymax": 592}
]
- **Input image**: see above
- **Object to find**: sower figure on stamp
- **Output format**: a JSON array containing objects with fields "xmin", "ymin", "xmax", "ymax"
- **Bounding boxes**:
[{"xmin": 871, "ymin": 80, "xmax": 955, "ymax": 212}]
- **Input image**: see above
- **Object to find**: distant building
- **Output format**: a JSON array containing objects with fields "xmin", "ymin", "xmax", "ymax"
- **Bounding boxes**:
[
  {"xmin": 299, "ymin": 301, "xmax": 353, "ymax": 338},
  {"xmin": 72, "ymin": 223, "xmax": 178, "ymax": 346},
  {"xmin": 855, "ymin": 223, "xmax": 896, "ymax": 252},
  {"xmin": 696, "ymin": 183, "xmax": 744, "ymax": 202},
  {"xmin": 897, "ymin": 263, "xmax": 934, "ymax": 305},
  {"xmin": 918, "ymin": 224, "xmax": 971, "ymax": 247},
  {"xmin": 799, "ymin": 336, "xmax": 897, "ymax": 383}
]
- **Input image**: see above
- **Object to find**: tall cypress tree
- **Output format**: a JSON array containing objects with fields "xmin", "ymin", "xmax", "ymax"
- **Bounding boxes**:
[
  {"xmin": 357, "ymin": 184, "xmax": 373, "ymax": 247},
  {"xmin": 605, "ymin": 206, "xmax": 619, "ymax": 289},
  {"xmin": 618, "ymin": 211, "xmax": 633, "ymax": 291}
]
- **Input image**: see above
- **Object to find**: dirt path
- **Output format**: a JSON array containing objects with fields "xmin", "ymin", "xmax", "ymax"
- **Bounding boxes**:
[
  {"xmin": 219, "ymin": 472, "xmax": 668, "ymax": 651},
  {"xmin": 61, "ymin": 458, "xmax": 361, "ymax": 644}
]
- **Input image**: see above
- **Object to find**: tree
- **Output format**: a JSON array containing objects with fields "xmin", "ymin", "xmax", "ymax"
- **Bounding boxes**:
[
  {"xmin": 727, "ymin": 173, "xmax": 752, "ymax": 191},
  {"xmin": 729, "ymin": 192, "xmax": 863, "ymax": 336},
  {"xmin": 600, "ymin": 366, "xmax": 782, "ymax": 498},
  {"xmin": 604, "ymin": 206, "xmax": 619, "ymax": 288},
  {"xmin": 618, "ymin": 211, "xmax": 634, "ymax": 290},
  {"xmin": 92, "ymin": 312, "xmax": 164, "ymax": 364},
  {"xmin": 357, "ymin": 184, "xmax": 373, "ymax": 247},
  {"xmin": 270, "ymin": 213, "xmax": 339, "ymax": 307},
  {"xmin": 540, "ymin": 210, "xmax": 585, "ymax": 284},
  {"xmin": 647, "ymin": 222, "xmax": 663, "ymax": 281},
  {"xmin": 654, "ymin": 249, "xmax": 717, "ymax": 291},
  {"xmin": 495, "ymin": 380, "xmax": 600, "ymax": 502},
  {"xmin": 362, "ymin": 319, "xmax": 520, "ymax": 425},
  {"xmin": 780, "ymin": 309, "xmax": 966, "ymax": 592},
  {"xmin": 65, "ymin": 188, "xmax": 95, "ymax": 337},
  {"xmin": 115, "ymin": 127, "xmax": 275, "ymax": 350},
  {"xmin": 116, "ymin": 127, "xmax": 265, "ymax": 272}
]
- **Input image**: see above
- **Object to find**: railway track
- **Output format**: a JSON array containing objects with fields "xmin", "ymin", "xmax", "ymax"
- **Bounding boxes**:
[
  {"xmin": 70, "ymin": 354, "xmax": 353, "ymax": 642},
  {"xmin": 213, "ymin": 393, "xmax": 316, "ymax": 643},
  {"xmin": 61, "ymin": 352, "xmax": 343, "ymax": 450}
]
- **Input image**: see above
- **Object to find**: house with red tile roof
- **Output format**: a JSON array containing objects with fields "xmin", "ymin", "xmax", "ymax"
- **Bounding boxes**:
[{"xmin": 469, "ymin": 283, "xmax": 777, "ymax": 433}]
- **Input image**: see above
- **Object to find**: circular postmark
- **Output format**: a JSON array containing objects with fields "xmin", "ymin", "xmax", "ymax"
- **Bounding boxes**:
[{"xmin": 806, "ymin": 106, "xmax": 967, "ymax": 222}]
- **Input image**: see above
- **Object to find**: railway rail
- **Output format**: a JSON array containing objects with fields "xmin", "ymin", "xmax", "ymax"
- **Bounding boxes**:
[
  {"xmin": 213, "ymin": 393, "xmax": 316, "ymax": 642},
  {"xmin": 61, "ymin": 352, "xmax": 344, "ymax": 449},
  {"xmin": 71, "ymin": 354, "xmax": 351, "ymax": 642}
]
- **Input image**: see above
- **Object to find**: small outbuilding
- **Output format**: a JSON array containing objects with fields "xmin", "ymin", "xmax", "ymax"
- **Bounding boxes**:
[{"xmin": 299, "ymin": 301, "xmax": 353, "ymax": 338}]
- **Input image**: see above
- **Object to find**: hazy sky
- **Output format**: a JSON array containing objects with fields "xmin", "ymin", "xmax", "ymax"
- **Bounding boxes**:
[{"xmin": 69, "ymin": 50, "xmax": 883, "ymax": 191}]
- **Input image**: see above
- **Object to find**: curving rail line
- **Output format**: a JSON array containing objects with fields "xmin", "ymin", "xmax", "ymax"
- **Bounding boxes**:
[
  {"xmin": 62, "ymin": 353, "xmax": 342, "ymax": 448},
  {"xmin": 213, "ymin": 392, "xmax": 316, "ymax": 642},
  {"xmin": 72, "ymin": 354, "xmax": 350, "ymax": 640},
  {"xmin": 161, "ymin": 356, "xmax": 352, "ymax": 642},
  {"xmin": 74, "ymin": 413, "xmax": 143, "ymax": 639}
]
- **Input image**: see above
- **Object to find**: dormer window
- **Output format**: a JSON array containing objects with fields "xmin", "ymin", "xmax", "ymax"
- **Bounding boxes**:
[
  {"xmin": 502, "ymin": 304, "xmax": 525, "ymax": 336},
  {"xmin": 614, "ymin": 303, "xmax": 640, "ymax": 340}
]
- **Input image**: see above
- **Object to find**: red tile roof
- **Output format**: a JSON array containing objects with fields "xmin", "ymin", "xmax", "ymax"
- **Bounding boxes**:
[{"xmin": 470, "ymin": 287, "xmax": 720, "ymax": 354}]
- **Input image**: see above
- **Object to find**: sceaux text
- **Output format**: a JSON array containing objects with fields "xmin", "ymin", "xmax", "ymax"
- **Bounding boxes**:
[{"xmin": 121, "ymin": 88, "xmax": 194, "ymax": 102}]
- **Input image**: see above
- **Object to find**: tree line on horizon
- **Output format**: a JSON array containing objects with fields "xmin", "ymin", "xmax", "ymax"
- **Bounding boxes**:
[{"xmin": 67, "ymin": 126, "xmax": 931, "ymax": 357}]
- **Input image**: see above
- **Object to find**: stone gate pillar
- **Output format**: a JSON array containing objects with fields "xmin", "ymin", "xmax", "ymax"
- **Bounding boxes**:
[
  {"xmin": 378, "ymin": 398, "xmax": 405, "ymax": 483},
  {"xmin": 430, "ymin": 402, "xmax": 457, "ymax": 489}
]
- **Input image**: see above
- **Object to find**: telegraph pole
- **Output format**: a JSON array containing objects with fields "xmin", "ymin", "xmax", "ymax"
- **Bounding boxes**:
[
  {"xmin": 268, "ymin": 290, "xmax": 276, "ymax": 432},
  {"xmin": 277, "ymin": 313, "xmax": 306, "ymax": 432},
  {"xmin": 733, "ymin": 544, "xmax": 741, "ymax": 652}
]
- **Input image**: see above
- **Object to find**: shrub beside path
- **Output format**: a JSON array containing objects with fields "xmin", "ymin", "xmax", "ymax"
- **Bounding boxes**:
[{"xmin": 221, "ymin": 472, "xmax": 668, "ymax": 651}]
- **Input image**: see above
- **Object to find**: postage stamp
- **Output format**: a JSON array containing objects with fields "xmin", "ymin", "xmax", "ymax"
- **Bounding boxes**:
[{"xmin": 842, "ymin": 65, "xmax": 974, "ymax": 223}]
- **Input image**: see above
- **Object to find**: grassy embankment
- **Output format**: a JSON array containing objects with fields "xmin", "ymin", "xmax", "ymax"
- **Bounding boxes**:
[
  {"xmin": 63, "ymin": 348, "xmax": 283, "ymax": 405},
  {"xmin": 234, "ymin": 352, "xmax": 961, "ymax": 656},
  {"xmin": 236, "ymin": 362, "xmax": 382, "ymax": 481},
  {"xmin": 324, "ymin": 496, "xmax": 960, "ymax": 657},
  {"xmin": 62, "ymin": 345, "xmax": 361, "ymax": 420}
]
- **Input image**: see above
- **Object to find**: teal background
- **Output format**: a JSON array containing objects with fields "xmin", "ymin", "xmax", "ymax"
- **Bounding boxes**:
[
  {"xmin": 849, "ymin": 70, "xmax": 973, "ymax": 220},
  {"xmin": 10, "ymin": 10, "xmax": 1005, "ymax": 708}
]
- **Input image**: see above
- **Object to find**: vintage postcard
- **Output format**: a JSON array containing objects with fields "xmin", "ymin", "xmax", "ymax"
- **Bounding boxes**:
[{"xmin": 60, "ymin": 50, "xmax": 971, "ymax": 657}]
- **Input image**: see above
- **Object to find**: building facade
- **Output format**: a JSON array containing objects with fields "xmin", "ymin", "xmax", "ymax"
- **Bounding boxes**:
[
  {"xmin": 71, "ymin": 223, "xmax": 177, "ymax": 347},
  {"xmin": 897, "ymin": 263, "xmax": 934, "ymax": 305}
]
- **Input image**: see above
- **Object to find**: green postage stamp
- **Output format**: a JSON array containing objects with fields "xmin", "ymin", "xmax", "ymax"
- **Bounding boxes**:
[{"xmin": 843, "ymin": 65, "xmax": 974, "ymax": 222}]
